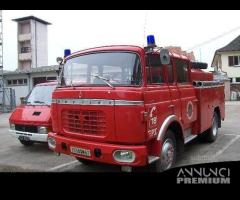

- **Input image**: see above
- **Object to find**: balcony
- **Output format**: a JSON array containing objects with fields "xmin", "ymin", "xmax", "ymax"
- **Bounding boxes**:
[
  {"xmin": 19, "ymin": 52, "xmax": 32, "ymax": 61},
  {"xmin": 18, "ymin": 33, "xmax": 31, "ymax": 42}
]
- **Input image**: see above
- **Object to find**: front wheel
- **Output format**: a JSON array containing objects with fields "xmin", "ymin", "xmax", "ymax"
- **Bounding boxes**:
[
  {"xmin": 154, "ymin": 130, "xmax": 177, "ymax": 172},
  {"xmin": 19, "ymin": 139, "xmax": 34, "ymax": 146}
]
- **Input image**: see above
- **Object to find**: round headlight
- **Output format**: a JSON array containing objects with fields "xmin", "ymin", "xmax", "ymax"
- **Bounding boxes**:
[
  {"xmin": 38, "ymin": 126, "xmax": 48, "ymax": 134},
  {"xmin": 48, "ymin": 137, "xmax": 56, "ymax": 149},
  {"xmin": 113, "ymin": 150, "xmax": 136, "ymax": 163}
]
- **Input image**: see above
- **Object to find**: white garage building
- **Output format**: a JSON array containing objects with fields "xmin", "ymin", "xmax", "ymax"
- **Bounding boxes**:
[{"xmin": 3, "ymin": 65, "xmax": 58, "ymax": 105}]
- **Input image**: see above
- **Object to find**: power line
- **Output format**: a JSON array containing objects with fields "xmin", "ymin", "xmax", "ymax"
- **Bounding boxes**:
[{"xmin": 187, "ymin": 25, "xmax": 240, "ymax": 51}]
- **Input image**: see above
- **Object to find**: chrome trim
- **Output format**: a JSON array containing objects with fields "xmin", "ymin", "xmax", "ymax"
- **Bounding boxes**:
[
  {"xmin": 52, "ymin": 98, "xmax": 143, "ymax": 106},
  {"xmin": 157, "ymin": 115, "xmax": 180, "ymax": 141},
  {"xmin": 148, "ymin": 156, "xmax": 160, "ymax": 164},
  {"xmin": 114, "ymin": 100, "xmax": 144, "ymax": 106},
  {"xmin": 9, "ymin": 129, "xmax": 48, "ymax": 142},
  {"xmin": 194, "ymin": 85, "xmax": 224, "ymax": 89}
]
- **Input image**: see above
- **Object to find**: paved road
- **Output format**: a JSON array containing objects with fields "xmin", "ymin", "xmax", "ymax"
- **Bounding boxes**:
[{"xmin": 0, "ymin": 101, "xmax": 240, "ymax": 172}]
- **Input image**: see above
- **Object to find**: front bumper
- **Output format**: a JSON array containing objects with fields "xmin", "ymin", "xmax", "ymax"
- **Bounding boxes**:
[
  {"xmin": 48, "ymin": 132, "xmax": 149, "ymax": 166},
  {"xmin": 9, "ymin": 129, "xmax": 48, "ymax": 142}
]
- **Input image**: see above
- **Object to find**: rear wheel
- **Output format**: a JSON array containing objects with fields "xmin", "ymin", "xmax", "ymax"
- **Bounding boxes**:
[
  {"xmin": 154, "ymin": 130, "xmax": 177, "ymax": 172},
  {"xmin": 198, "ymin": 112, "xmax": 219, "ymax": 143},
  {"xmin": 19, "ymin": 139, "xmax": 34, "ymax": 146}
]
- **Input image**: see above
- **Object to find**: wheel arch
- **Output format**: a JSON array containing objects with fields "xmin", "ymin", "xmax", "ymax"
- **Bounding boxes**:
[{"xmin": 157, "ymin": 115, "xmax": 184, "ymax": 155}]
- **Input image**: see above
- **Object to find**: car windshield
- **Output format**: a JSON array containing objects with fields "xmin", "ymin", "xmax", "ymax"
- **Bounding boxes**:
[
  {"xmin": 26, "ymin": 85, "xmax": 56, "ymax": 106},
  {"xmin": 61, "ymin": 52, "xmax": 142, "ymax": 87}
]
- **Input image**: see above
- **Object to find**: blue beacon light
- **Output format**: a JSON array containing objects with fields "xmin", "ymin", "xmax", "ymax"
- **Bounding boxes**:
[
  {"xmin": 147, "ymin": 35, "xmax": 156, "ymax": 47},
  {"xmin": 64, "ymin": 49, "xmax": 71, "ymax": 57}
]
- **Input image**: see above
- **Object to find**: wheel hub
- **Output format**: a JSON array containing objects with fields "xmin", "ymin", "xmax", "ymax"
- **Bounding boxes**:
[{"xmin": 160, "ymin": 138, "xmax": 174, "ymax": 170}]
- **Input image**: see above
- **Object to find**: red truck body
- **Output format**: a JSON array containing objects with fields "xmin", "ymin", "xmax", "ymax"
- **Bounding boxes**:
[
  {"xmin": 9, "ymin": 81, "xmax": 57, "ymax": 145},
  {"xmin": 48, "ymin": 45, "xmax": 225, "ymax": 171}
]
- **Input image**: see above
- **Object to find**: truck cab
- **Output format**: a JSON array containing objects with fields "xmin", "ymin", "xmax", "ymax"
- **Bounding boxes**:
[
  {"xmin": 48, "ymin": 37, "xmax": 225, "ymax": 171},
  {"xmin": 9, "ymin": 81, "xmax": 57, "ymax": 146}
]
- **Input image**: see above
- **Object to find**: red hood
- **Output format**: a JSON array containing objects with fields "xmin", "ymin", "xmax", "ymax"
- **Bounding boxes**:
[{"xmin": 9, "ymin": 105, "xmax": 51, "ymax": 126}]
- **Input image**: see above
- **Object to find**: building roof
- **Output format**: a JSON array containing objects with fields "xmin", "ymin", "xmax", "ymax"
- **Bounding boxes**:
[
  {"xmin": 3, "ymin": 65, "xmax": 59, "ymax": 75},
  {"xmin": 216, "ymin": 35, "xmax": 240, "ymax": 52},
  {"xmin": 12, "ymin": 16, "xmax": 51, "ymax": 25}
]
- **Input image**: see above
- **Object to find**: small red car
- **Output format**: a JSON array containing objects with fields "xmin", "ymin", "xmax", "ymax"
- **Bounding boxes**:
[{"xmin": 9, "ymin": 81, "xmax": 57, "ymax": 146}]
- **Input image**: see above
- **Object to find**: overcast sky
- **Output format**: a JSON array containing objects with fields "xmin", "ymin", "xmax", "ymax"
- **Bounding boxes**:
[{"xmin": 2, "ymin": 10, "xmax": 240, "ymax": 71}]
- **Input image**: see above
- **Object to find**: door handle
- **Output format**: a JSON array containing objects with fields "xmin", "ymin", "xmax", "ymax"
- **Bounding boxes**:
[
  {"xmin": 192, "ymin": 99, "xmax": 198, "ymax": 103},
  {"xmin": 168, "ymin": 104, "xmax": 175, "ymax": 109}
]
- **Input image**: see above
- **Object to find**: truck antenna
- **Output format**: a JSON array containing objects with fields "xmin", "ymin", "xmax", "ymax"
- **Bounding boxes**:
[{"xmin": 143, "ymin": 11, "xmax": 148, "ymax": 46}]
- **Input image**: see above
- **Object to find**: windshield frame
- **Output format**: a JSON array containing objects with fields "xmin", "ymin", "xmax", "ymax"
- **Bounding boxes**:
[
  {"xmin": 25, "ymin": 84, "xmax": 57, "ymax": 106},
  {"xmin": 58, "ymin": 51, "xmax": 143, "ymax": 88}
]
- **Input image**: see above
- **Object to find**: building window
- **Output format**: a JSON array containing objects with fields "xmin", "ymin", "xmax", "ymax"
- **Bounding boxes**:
[
  {"xmin": 46, "ymin": 76, "xmax": 57, "ymax": 81},
  {"xmin": 175, "ymin": 59, "xmax": 189, "ymax": 83},
  {"xmin": 236, "ymin": 77, "xmax": 240, "ymax": 82},
  {"xmin": 228, "ymin": 56, "xmax": 240, "ymax": 67},
  {"xmin": 230, "ymin": 78, "xmax": 233, "ymax": 83},
  {"xmin": 7, "ymin": 79, "xmax": 28, "ymax": 86},
  {"xmin": 20, "ymin": 47, "xmax": 31, "ymax": 53},
  {"xmin": 12, "ymin": 80, "xmax": 17, "ymax": 85}
]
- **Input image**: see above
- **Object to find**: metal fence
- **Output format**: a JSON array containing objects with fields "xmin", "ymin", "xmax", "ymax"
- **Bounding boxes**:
[{"xmin": 0, "ymin": 88, "xmax": 16, "ymax": 112}]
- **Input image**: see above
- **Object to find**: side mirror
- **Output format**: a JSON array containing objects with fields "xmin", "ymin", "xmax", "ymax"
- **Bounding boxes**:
[
  {"xmin": 56, "ymin": 57, "xmax": 63, "ymax": 64},
  {"xmin": 160, "ymin": 48, "xmax": 170, "ymax": 65},
  {"xmin": 20, "ymin": 97, "xmax": 27, "ymax": 105}
]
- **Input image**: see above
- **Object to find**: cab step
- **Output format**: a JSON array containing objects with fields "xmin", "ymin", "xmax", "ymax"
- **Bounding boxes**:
[{"xmin": 184, "ymin": 135, "xmax": 197, "ymax": 144}]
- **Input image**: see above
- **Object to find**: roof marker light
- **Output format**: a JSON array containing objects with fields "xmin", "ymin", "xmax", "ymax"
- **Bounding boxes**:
[
  {"xmin": 147, "ymin": 35, "xmax": 156, "ymax": 47},
  {"xmin": 64, "ymin": 49, "xmax": 71, "ymax": 57}
]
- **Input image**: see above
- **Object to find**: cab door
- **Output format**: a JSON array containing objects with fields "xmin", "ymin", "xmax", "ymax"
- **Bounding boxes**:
[
  {"xmin": 143, "ymin": 53, "xmax": 173, "ymax": 140},
  {"xmin": 174, "ymin": 58, "xmax": 198, "ymax": 131},
  {"xmin": 166, "ymin": 61, "xmax": 181, "ymax": 120}
]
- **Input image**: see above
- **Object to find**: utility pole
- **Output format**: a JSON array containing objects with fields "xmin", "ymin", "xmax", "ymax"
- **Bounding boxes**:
[{"xmin": 0, "ymin": 10, "xmax": 6, "ymax": 112}]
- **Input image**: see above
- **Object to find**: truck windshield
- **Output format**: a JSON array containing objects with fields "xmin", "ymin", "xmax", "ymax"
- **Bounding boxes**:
[
  {"xmin": 61, "ymin": 52, "xmax": 142, "ymax": 87},
  {"xmin": 26, "ymin": 85, "xmax": 56, "ymax": 106}
]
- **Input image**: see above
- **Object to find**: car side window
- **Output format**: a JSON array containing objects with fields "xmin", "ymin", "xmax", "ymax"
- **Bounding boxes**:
[
  {"xmin": 175, "ymin": 59, "xmax": 189, "ymax": 83},
  {"xmin": 146, "ymin": 54, "xmax": 164, "ymax": 84}
]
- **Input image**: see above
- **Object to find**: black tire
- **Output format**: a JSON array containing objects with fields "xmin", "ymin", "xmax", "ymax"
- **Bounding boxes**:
[
  {"xmin": 76, "ymin": 157, "xmax": 94, "ymax": 165},
  {"xmin": 198, "ymin": 112, "xmax": 219, "ymax": 143},
  {"xmin": 154, "ymin": 130, "xmax": 177, "ymax": 172},
  {"xmin": 19, "ymin": 139, "xmax": 34, "ymax": 146}
]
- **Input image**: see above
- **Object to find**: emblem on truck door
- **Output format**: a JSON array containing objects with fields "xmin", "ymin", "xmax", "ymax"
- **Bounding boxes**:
[
  {"xmin": 187, "ymin": 101, "xmax": 193, "ymax": 120},
  {"xmin": 148, "ymin": 106, "xmax": 158, "ymax": 138}
]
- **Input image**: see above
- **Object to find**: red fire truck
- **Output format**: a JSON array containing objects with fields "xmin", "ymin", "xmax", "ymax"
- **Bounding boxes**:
[
  {"xmin": 48, "ymin": 36, "xmax": 225, "ymax": 172},
  {"xmin": 9, "ymin": 81, "xmax": 57, "ymax": 146}
]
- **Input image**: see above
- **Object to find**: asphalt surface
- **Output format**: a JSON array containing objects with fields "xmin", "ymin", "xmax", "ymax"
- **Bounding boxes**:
[{"xmin": 0, "ymin": 101, "xmax": 239, "ymax": 172}]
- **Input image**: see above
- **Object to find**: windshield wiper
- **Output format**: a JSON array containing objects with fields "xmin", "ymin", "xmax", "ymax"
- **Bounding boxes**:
[{"xmin": 91, "ymin": 75, "xmax": 115, "ymax": 89}]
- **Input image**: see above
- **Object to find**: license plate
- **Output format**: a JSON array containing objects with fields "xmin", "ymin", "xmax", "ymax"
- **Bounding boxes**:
[
  {"xmin": 18, "ymin": 135, "xmax": 30, "ymax": 141},
  {"xmin": 70, "ymin": 146, "xmax": 91, "ymax": 157}
]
